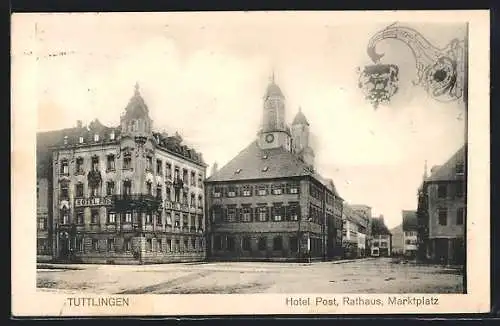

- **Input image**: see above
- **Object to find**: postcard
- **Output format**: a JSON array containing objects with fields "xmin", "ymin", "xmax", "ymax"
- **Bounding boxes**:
[{"xmin": 11, "ymin": 10, "xmax": 490, "ymax": 316}]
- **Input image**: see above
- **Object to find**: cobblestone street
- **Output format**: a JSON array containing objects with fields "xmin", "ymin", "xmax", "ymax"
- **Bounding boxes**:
[{"xmin": 37, "ymin": 258, "xmax": 464, "ymax": 294}]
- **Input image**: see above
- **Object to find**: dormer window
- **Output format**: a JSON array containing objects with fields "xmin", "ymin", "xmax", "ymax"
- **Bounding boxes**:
[
  {"xmin": 110, "ymin": 131, "xmax": 115, "ymax": 140},
  {"xmin": 235, "ymin": 169, "xmax": 242, "ymax": 174},
  {"xmin": 79, "ymin": 136, "xmax": 84, "ymax": 144},
  {"xmin": 262, "ymin": 166, "xmax": 269, "ymax": 172},
  {"xmin": 63, "ymin": 136, "xmax": 68, "ymax": 145},
  {"xmin": 262, "ymin": 155, "xmax": 268, "ymax": 159},
  {"xmin": 227, "ymin": 186, "xmax": 237, "ymax": 198}
]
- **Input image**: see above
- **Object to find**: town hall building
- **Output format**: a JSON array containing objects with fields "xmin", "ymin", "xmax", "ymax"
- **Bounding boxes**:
[{"xmin": 205, "ymin": 76, "xmax": 344, "ymax": 262}]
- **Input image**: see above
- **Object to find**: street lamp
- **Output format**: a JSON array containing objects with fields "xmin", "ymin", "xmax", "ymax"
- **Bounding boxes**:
[{"xmin": 359, "ymin": 22, "xmax": 466, "ymax": 108}]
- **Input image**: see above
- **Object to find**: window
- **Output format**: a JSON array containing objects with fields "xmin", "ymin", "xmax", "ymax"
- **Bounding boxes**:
[
  {"xmin": 107, "ymin": 238, "xmax": 114, "ymax": 251},
  {"xmin": 456, "ymin": 162, "xmax": 465, "ymax": 175},
  {"xmin": 38, "ymin": 217, "xmax": 47, "ymax": 230},
  {"xmin": 107, "ymin": 155, "xmax": 115, "ymax": 171},
  {"xmin": 437, "ymin": 185, "xmax": 447, "ymax": 198},
  {"xmin": 191, "ymin": 238, "xmax": 196, "ymax": 249},
  {"xmin": 166, "ymin": 238, "xmax": 172, "ymax": 252},
  {"xmin": 213, "ymin": 187, "xmax": 222, "ymax": 198},
  {"xmin": 37, "ymin": 183, "xmax": 39, "ymax": 202},
  {"xmin": 106, "ymin": 181, "xmax": 115, "ymax": 196},
  {"xmin": 182, "ymin": 169, "xmax": 188, "ymax": 182},
  {"xmin": 373, "ymin": 241, "xmax": 379, "ymax": 247},
  {"xmin": 273, "ymin": 236, "xmax": 283, "ymax": 251},
  {"xmin": 257, "ymin": 185, "xmax": 268, "ymax": 196},
  {"xmin": 75, "ymin": 157, "xmax": 84, "ymax": 173},
  {"xmin": 107, "ymin": 211, "xmax": 116, "ymax": 224},
  {"xmin": 198, "ymin": 194, "xmax": 203, "ymax": 208},
  {"xmin": 110, "ymin": 131, "xmax": 115, "ymax": 140},
  {"xmin": 289, "ymin": 237, "xmax": 298, "ymax": 252},
  {"xmin": 155, "ymin": 213, "xmax": 162, "ymax": 225},
  {"xmin": 60, "ymin": 182, "xmax": 69, "ymax": 199},
  {"xmin": 190, "ymin": 193, "xmax": 196, "ymax": 207},
  {"xmin": 156, "ymin": 159, "xmax": 163, "ymax": 175},
  {"xmin": 272, "ymin": 184, "xmax": 283, "ymax": 195},
  {"xmin": 146, "ymin": 239, "xmax": 153, "ymax": 251},
  {"xmin": 272, "ymin": 204, "xmax": 284, "ymax": 221},
  {"xmin": 227, "ymin": 236, "xmax": 235, "ymax": 251},
  {"xmin": 198, "ymin": 173, "xmax": 203, "ymax": 188},
  {"xmin": 242, "ymin": 185, "xmax": 252, "ymax": 197},
  {"xmin": 198, "ymin": 215, "xmax": 203, "ymax": 230},
  {"xmin": 123, "ymin": 239, "xmax": 132, "ymax": 252},
  {"xmin": 191, "ymin": 171, "xmax": 196, "ymax": 186},
  {"xmin": 288, "ymin": 184, "xmax": 299, "ymax": 194},
  {"xmin": 182, "ymin": 214, "xmax": 189, "ymax": 228},
  {"xmin": 156, "ymin": 185, "xmax": 162, "ymax": 199},
  {"xmin": 455, "ymin": 182, "xmax": 464, "ymax": 197},
  {"xmin": 175, "ymin": 239, "xmax": 180, "ymax": 252},
  {"xmin": 288, "ymin": 203, "xmax": 299, "ymax": 221},
  {"xmin": 146, "ymin": 182, "xmax": 152, "ymax": 195},
  {"xmin": 123, "ymin": 180, "xmax": 132, "ymax": 195},
  {"xmin": 166, "ymin": 163, "xmax": 172, "ymax": 178},
  {"xmin": 91, "ymin": 209, "xmax": 99, "ymax": 224},
  {"xmin": 166, "ymin": 212, "xmax": 172, "ymax": 226},
  {"xmin": 241, "ymin": 206, "xmax": 252, "ymax": 222},
  {"xmin": 182, "ymin": 191, "xmax": 188, "ymax": 206},
  {"xmin": 214, "ymin": 235, "xmax": 222, "ymax": 250},
  {"xmin": 226, "ymin": 206, "xmax": 237, "ymax": 222},
  {"xmin": 91, "ymin": 156, "xmax": 99, "ymax": 171},
  {"xmin": 76, "ymin": 238, "xmax": 84, "ymax": 252},
  {"xmin": 79, "ymin": 136, "xmax": 84, "ymax": 144},
  {"xmin": 76, "ymin": 209, "xmax": 84, "ymax": 224},
  {"xmin": 145, "ymin": 212, "xmax": 152, "ymax": 224},
  {"xmin": 60, "ymin": 159, "xmax": 69, "ymax": 175},
  {"xmin": 75, "ymin": 183, "xmax": 84, "ymax": 198},
  {"xmin": 174, "ymin": 213, "xmax": 181, "ymax": 228},
  {"xmin": 183, "ymin": 239, "xmax": 188, "ymax": 251},
  {"xmin": 257, "ymin": 206, "xmax": 268, "ymax": 222},
  {"xmin": 157, "ymin": 239, "xmax": 163, "ymax": 252},
  {"xmin": 92, "ymin": 239, "xmax": 99, "ymax": 251},
  {"xmin": 380, "ymin": 242, "xmax": 387, "ymax": 248},
  {"xmin": 123, "ymin": 153, "xmax": 132, "ymax": 169},
  {"xmin": 89, "ymin": 182, "xmax": 99, "ymax": 197},
  {"xmin": 94, "ymin": 134, "xmax": 100, "ymax": 142},
  {"xmin": 456, "ymin": 207, "xmax": 465, "ymax": 225},
  {"xmin": 146, "ymin": 156, "xmax": 153, "ymax": 171},
  {"xmin": 438, "ymin": 208, "xmax": 447, "ymax": 226},
  {"xmin": 242, "ymin": 237, "xmax": 251, "ymax": 251},
  {"xmin": 258, "ymin": 237, "xmax": 267, "ymax": 251},
  {"xmin": 227, "ymin": 186, "xmax": 237, "ymax": 197}
]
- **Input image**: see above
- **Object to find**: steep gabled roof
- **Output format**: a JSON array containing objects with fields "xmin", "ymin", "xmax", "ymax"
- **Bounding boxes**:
[
  {"xmin": 206, "ymin": 140, "xmax": 341, "ymax": 197},
  {"xmin": 426, "ymin": 144, "xmax": 466, "ymax": 182},
  {"xmin": 292, "ymin": 109, "xmax": 309, "ymax": 126},
  {"xmin": 402, "ymin": 210, "xmax": 418, "ymax": 231}
]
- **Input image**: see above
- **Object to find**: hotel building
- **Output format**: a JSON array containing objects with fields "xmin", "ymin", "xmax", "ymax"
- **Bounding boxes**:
[{"xmin": 36, "ymin": 84, "xmax": 207, "ymax": 264}]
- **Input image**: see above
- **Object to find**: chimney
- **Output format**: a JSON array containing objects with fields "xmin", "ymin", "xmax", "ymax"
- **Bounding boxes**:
[
  {"xmin": 77, "ymin": 120, "xmax": 83, "ymax": 128},
  {"xmin": 211, "ymin": 162, "xmax": 218, "ymax": 176}
]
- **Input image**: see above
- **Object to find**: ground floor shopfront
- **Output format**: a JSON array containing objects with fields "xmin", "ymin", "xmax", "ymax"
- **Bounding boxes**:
[
  {"xmin": 207, "ymin": 231, "xmax": 331, "ymax": 262},
  {"xmin": 426, "ymin": 237, "xmax": 465, "ymax": 265}
]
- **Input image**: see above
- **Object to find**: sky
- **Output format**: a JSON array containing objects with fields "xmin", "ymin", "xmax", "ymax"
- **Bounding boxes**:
[{"xmin": 32, "ymin": 13, "xmax": 466, "ymax": 229}]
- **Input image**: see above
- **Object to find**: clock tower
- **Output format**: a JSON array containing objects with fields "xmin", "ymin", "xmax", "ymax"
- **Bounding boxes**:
[{"xmin": 257, "ymin": 73, "xmax": 292, "ymax": 151}]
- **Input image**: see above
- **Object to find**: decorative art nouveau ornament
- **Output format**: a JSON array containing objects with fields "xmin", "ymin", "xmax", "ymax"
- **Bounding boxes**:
[
  {"xmin": 358, "ymin": 64, "xmax": 399, "ymax": 109},
  {"xmin": 359, "ymin": 23, "xmax": 465, "ymax": 108}
]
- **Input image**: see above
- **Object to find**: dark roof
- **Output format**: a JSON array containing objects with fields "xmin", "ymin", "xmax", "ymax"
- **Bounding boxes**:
[
  {"xmin": 426, "ymin": 145, "xmax": 466, "ymax": 182},
  {"xmin": 292, "ymin": 109, "xmax": 309, "ymax": 126},
  {"xmin": 206, "ymin": 140, "xmax": 340, "ymax": 197},
  {"xmin": 402, "ymin": 210, "xmax": 418, "ymax": 231},
  {"xmin": 371, "ymin": 217, "xmax": 391, "ymax": 235}
]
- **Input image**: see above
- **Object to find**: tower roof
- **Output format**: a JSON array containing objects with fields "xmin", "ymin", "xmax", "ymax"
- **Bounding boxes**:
[
  {"xmin": 124, "ymin": 82, "xmax": 149, "ymax": 119},
  {"xmin": 264, "ymin": 72, "xmax": 284, "ymax": 98},
  {"xmin": 292, "ymin": 107, "xmax": 309, "ymax": 126}
]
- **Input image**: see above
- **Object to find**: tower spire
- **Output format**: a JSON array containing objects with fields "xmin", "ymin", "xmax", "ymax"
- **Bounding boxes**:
[{"xmin": 134, "ymin": 82, "xmax": 140, "ymax": 95}]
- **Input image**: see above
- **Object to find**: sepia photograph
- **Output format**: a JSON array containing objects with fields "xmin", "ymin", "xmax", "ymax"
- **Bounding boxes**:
[{"xmin": 11, "ymin": 10, "xmax": 490, "ymax": 316}]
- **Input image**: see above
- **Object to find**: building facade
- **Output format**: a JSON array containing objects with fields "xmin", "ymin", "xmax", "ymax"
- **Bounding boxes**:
[
  {"xmin": 417, "ymin": 145, "xmax": 466, "ymax": 265},
  {"xmin": 402, "ymin": 210, "xmax": 418, "ymax": 257},
  {"xmin": 370, "ymin": 215, "xmax": 392, "ymax": 257},
  {"xmin": 37, "ymin": 84, "xmax": 207, "ymax": 264},
  {"xmin": 342, "ymin": 203, "xmax": 370, "ymax": 258},
  {"xmin": 389, "ymin": 224, "xmax": 404, "ymax": 256},
  {"xmin": 205, "ymin": 76, "xmax": 344, "ymax": 262}
]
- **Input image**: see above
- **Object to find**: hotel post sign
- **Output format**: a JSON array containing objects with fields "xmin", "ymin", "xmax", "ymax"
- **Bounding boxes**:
[{"xmin": 74, "ymin": 197, "xmax": 113, "ymax": 207}]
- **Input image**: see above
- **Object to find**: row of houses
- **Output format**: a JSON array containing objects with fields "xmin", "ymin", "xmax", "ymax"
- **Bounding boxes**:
[{"xmin": 37, "ymin": 79, "xmax": 390, "ymax": 264}]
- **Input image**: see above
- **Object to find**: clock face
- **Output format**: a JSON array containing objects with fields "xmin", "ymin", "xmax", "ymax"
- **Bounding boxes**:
[{"xmin": 265, "ymin": 134, "xmax": 275, "ymax": 143}]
